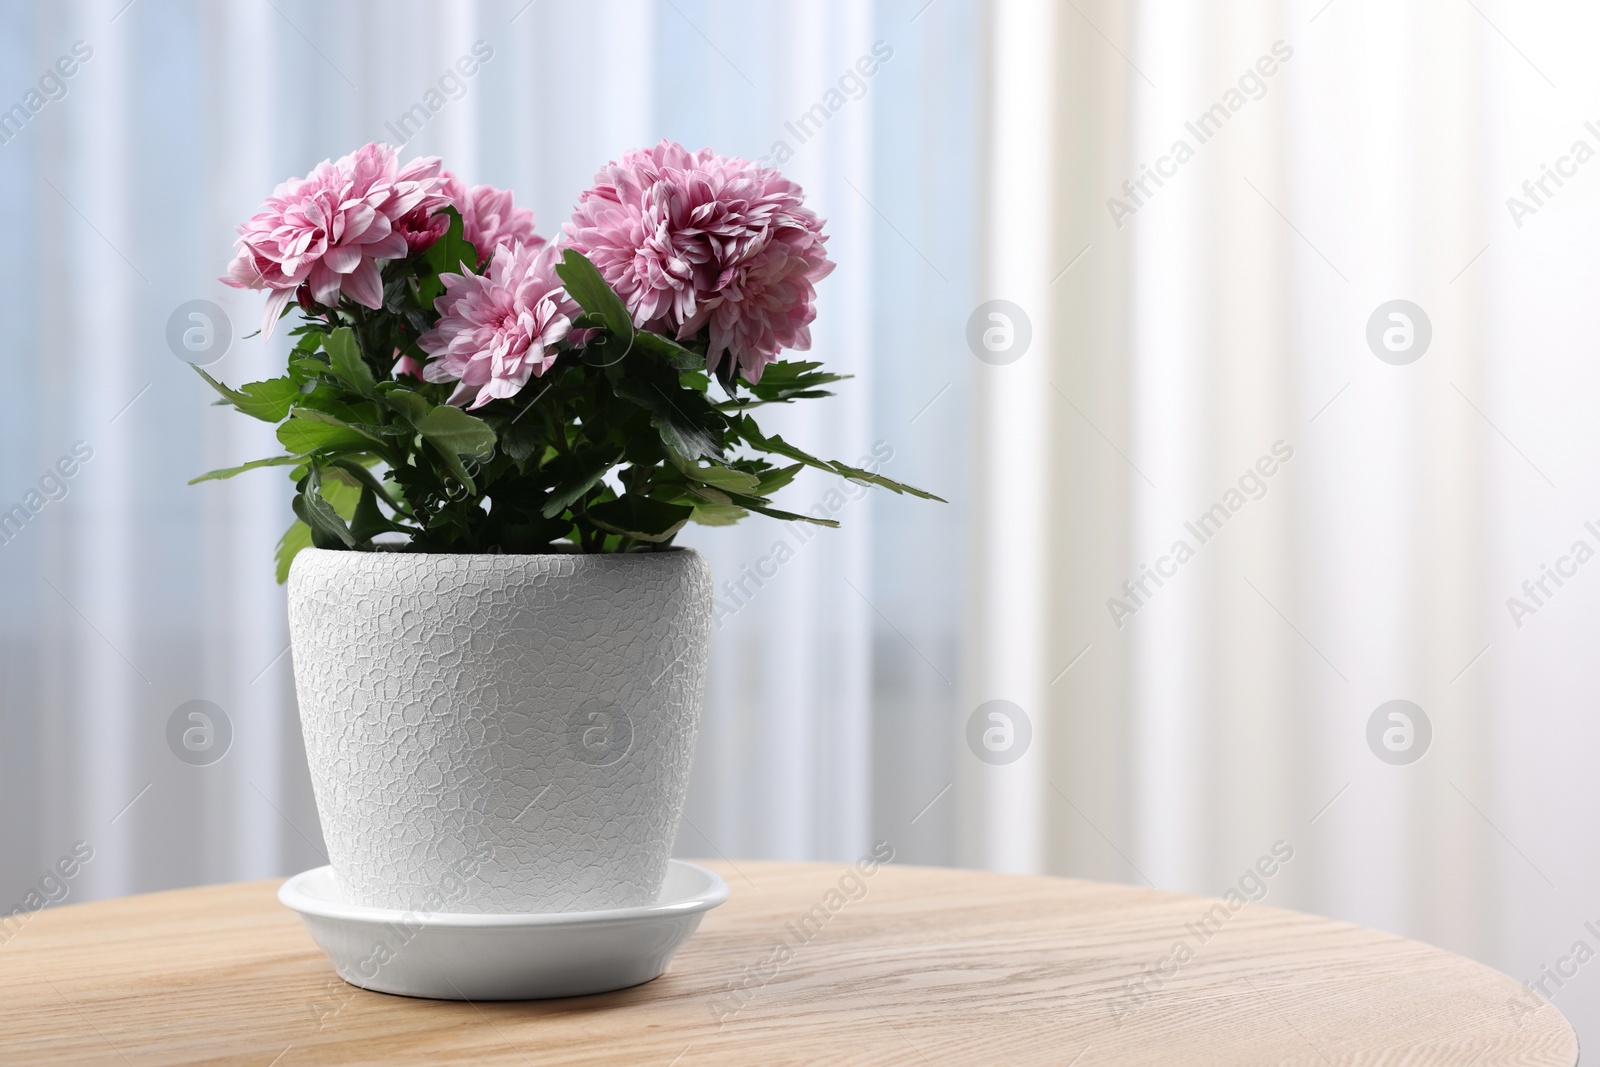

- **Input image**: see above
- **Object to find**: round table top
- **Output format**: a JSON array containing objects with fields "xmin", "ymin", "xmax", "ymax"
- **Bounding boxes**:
[{"xmin": 0, "ymin": 860, "xmax": 1576, "ymax": 1066}]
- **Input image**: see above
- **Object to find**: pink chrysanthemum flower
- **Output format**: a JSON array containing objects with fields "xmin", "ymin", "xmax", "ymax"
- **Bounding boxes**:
[
  {"xmin": 396, "ymin": 175, "xmax": 544, "ymax": 263},
  {"xmin": 393, "ymin": 202, "xmax": 451, "ymax": 254},
  {"xmin": 563, "ymin": 139, "xmax": 834, "ymax": 383},
  {"xmin": 418, "ymin": 242, "xmax": 574, "ymax": 410},
  {"xmin": 455, "ymin": 179, "xmax": 542, "ymax": 260},
  {"xmin": 222, "ymin": 143, "xmax": 449, "ymax": 334}
]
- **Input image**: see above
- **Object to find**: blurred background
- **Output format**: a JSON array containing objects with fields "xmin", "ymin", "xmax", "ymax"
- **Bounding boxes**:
[{"xmin": 3, "ymin": 0, "xmax": 1598, "ymax": 1047}]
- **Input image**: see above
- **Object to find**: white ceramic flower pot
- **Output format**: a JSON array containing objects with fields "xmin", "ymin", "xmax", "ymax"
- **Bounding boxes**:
[{"xmin": 286, "ymin": 547, "xmax": 712, "ymax": 914}]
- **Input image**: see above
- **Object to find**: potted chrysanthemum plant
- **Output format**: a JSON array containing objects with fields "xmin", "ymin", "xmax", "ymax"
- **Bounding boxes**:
[{"xmin": 196, "ymin": 141, "xmax": 939, "ymax": 921}]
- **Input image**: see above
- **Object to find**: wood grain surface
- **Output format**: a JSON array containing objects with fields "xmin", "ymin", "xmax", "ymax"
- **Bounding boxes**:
[{"xmin": 0, "ymin": 860, "xmax": 1577, "ymax": 1066}]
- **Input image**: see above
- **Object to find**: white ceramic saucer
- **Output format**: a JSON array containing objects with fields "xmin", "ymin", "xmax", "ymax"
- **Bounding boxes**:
[{"xmin": 279, "ymin": 859, "xmax": 728, "ymax": 1001}]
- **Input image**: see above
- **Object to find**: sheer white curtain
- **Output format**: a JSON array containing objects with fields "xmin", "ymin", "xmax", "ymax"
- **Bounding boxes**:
[{"xmin": 1025, "ymin": 0, "xmax": 1600, "ymax": 1045}]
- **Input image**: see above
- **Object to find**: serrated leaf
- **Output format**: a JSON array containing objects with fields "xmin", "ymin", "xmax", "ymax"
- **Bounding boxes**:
[
  {"xmin": 735, "ymin": 416, "xmax": 945, "ymax": 501},
  {"xmin": 754, "ymin": 462, "xmax": 804, "ymax": 496},
  {"xmin": 585, "ymin": 495, "xmax": 693, "ymax": 543},
  {"xmin": 188, "ymin": 454, "xmax": 304, "ymax": 484},
  {"xmin": 717, "ymin": 359, "xmax": 850, "ymax": 410},
  {"xmin": 744, "ymin": 359, "xmax": 849, "ymax": 397},
  {"xmin": 326, "ymin": 327, "xmax": 375, "ymax": 396},
  {"xmin": 821, "ymin": 461, "xmax": 946, "ymax": 501},
  {"xmin": 193, "ymin": 367, "xmax": 299, "ymax": 422},
  {"xmin": 725, "ymin": 493, "xmax": 841, "ymax": 528},
  {"xmin": 556, "ymin": 249, "xmax": 634, "ymax": 346}
]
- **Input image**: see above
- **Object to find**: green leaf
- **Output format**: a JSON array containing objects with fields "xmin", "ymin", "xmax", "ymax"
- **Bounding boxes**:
[
  {"xmin": 327, "ymin": 457, "xmax": 410, "ymax": 517},
  {"xmin": 274, "ymin": 520, "xmax": 312, "ymax": 584},
  {"xmin": 320, "ymin": 475, "xmax": 361, "ymax": 521},
  {"xmin": 668, "ymin": 453, "xmax": 761, "ymax": 494},
  {"xmin": 193, "ymin": 368, "xmax": 300, "ymax": 422},
  {"xmin": 292, "ymin": 465, "xmax": 362, "ymax": 552},
  {"xmin": 294, "ymin": 478, "xmax": 356, "ymax": 548},
  {"xmin": 378, "ymin": 387, "xmax": 432, "ymax": 425},
  {"xmin": 742, "ymin": 359, "xmax": 849, "ymax": 403},
  {"xmin": 188, "ymin": 454, "xmax": 304, "ymax": 484},
  {"xmin": 688, "ymin": 503, "xmax": 749, "ymax": 526},
  {"xmin": 652, "ymin": 412, "xmax": 717, "ymax": 462},
  {"xmin": 293, "ymin": 388, "xmax": 386, "ymax": 429},
  {"xmin": 718, "ymin": 360, "xmax": 850, "ymax": 410},
  {"xmin": 613, "ymin": 377, "xmax": 723, "ymax": 461},
  {"xmin": 498, "ymin": 411, "xmax": 543, "ymax": 464},
  {"xmin": 682, "ymin": 483, "xmax": 733, "ymax": 507},
  {"xmin": 320, "ymin": 464, "xmax": 363, "ymax": 490},
  {"xmin": 754, "ymin": 462, "xmax": 804, "ymax": 496},
  {"xmin": 325, "ymin": 327, "xmax": 375, "ymax": 396},
  {"xmin": 818, "ymin": 461, "xmax": 946, "ymax": 502},
  {"xmin": 556, "ymin": 249, "xmax": 634, "ymax": 346},
  {"xmin": 418, "ymin": 207, "xmax": 478, "ymax": 306},
  {"xmin": 290, "ymin": 355, "xmax": 328, "ymax": 380},
  {"xmin": 292, "ymin": 408, "xmax": 392, "ymax": 438},
  {"xmin": 725, "ymin": 494, "xmax": 841, "ymax": 528},
  {"xmin": 349, "ymin": 487, "xmax": 396, "ymax": 543},
  {"xmin": 541, "ymin": 450, "xmax": 620, "ymax": 519},
  {"xmin": 633, "ymin": 330, "xmax": 706, "ymax": 371},
  {"xmin": 735, "ymin": 416, "xmax": 945, "ymax": 501},
  {"xmin": 376, "ymin": 389, "xmax": 494, "ymax": 493},
  {"xmin": 585, "ymin": 495, "xmax": 693, "ymax": 543},
  {"xmin": 277, "ymin": 412, "xmax": 384, "ymax": 455},
  {"xmin": 423, "ymin": 441, "xmax": 479, "ymax": 497},
  {"xmin": 415, "ymin": 404, "xmax": 497, "ymax": 459}
]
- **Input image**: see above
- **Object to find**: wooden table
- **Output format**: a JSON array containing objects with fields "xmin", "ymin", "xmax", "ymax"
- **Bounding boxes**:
[{"xmin": 0, "ymin": 861, "xmax": 1576, "ymax": 1065}]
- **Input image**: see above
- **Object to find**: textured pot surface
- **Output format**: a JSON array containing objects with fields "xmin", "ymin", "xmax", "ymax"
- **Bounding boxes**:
[{"xmin": 287, "ymin": 548, "xmax": 712, "ymax": 914}]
